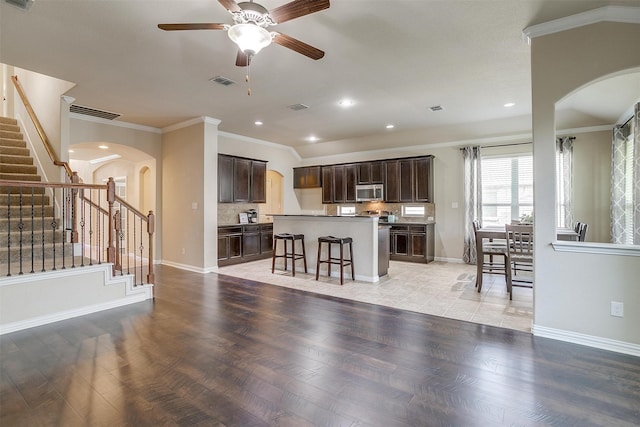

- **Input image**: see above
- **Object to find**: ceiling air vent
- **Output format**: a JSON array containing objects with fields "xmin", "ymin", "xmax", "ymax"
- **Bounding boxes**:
[
  {"xmin": 209, "ymin": 76, "xmax": 236, "ymax": 86},
  {"xmin": 428, "ymin": 105, "xmax": 444, "ymax": 112},
  {"xmin": 288, "ymin": 103, "xmax": 309, "ymax": 111},
  {"xmin": 4, "ymin": 0, "xmax": 34, "ymax": 10},
  {"xmin": 70, "ymin": 105, "xmax": 121, "ymax": 120}
]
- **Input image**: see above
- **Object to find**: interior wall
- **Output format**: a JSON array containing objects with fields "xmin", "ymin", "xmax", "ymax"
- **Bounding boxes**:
[
  {"xmin": 13, "ymin": 68, "xmax": 75, "ymax": 182},
  {"xmin": 69, "ymin": 118, "xmax": 162, "ymax": 260},
  {"xmin": 162, "ymin": 121, "xmax": 207, "ymax": 271},
  {"xmin": 531, "ymin": 21, "xmax": 640, "ymax": 347}
]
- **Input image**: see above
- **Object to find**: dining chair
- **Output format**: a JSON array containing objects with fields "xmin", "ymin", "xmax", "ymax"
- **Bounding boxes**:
[
  {"xmin": 505, "ymin": 224, "xmax": 534, "ymax": 300},
  {"xmin": 578, "ymin": 223, "xmax": 588, "ymax": 242},
  {"xmin": 472, "ymin": 220, "xmax": 508, "ymax": 291}
]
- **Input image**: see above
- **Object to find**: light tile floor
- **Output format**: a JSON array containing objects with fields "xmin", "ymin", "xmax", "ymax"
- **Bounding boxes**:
[{"xmin": 218, "ymin": 259, "xmax": 533, "ymax": 333}]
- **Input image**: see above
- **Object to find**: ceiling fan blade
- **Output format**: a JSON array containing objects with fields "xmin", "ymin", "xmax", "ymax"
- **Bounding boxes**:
[
  {"xmin": 269, "ymin": 0, "xmax": 330, "ymax": 24},
  {"xmin": 236, "ymin": 50, "xmax": 250, "ymax": 67},
  {"xmin": 158, "ymin": 23, "xmax": 227, "ymax": 31},
  {"xmin": 272, "ymin": 32, "xmax": 324, "ymax": 60},
  {"xmin": 218, "ymin": 0, "xmax": 242, "ymax": 13}
]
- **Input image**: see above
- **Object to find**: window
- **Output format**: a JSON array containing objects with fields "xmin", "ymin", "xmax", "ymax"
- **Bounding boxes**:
[
  {"xmin": 481, "ymin": 154, "xmax": 533, "ymax": 226},
  {"xmin": 338, "ymin": 205, "xmax": 356, "ymax": 216},
  {"xmin": 402, "ymin": 205, "xmax": 425, "ymax": 217}
]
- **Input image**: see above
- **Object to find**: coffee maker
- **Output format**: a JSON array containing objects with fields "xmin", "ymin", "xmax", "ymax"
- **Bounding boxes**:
[{"xmin": 246, "ymin": 209, "xmax": 258, "ymax": 223}]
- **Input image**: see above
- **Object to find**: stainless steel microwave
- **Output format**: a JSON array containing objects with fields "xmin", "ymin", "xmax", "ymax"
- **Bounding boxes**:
[{"xmin": 356, "ymin": 184, "xmax": 384, "ymax": 202}]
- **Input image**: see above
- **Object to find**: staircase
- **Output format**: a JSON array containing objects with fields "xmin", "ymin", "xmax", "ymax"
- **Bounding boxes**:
[{"xmin": 0, "ymin": 117, "xmax": 73, "ymax": 274}]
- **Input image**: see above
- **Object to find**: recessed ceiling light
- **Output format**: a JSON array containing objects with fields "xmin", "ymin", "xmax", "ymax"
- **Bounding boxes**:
[
  {"xmin": 254, "ymin": 121, "xmax": 263, "ymax": 126},
  {"xmin": 386, "ymin": 124, "xmax": 395, "ymax": 129},
  {"xmin": 98, "ymin": 145, "xmax": 109, "ymax": 149},
  {"xmin": 68, "ymin": 149, "xmax": 75, "ymax": 153},
  {"xmin": 504, "ymin": 102, "xmax": 515, "ymax": 107},
  {"xmin": 338, "ymin": 99, "xmax": 355, "ymax": 107},
  {"xmin": 306, "ymin": 135, "xmax": 319, "ymax": 143}
]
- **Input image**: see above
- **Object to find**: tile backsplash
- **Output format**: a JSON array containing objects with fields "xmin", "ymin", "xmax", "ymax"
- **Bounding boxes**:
[
  {"xmin": 218, "ymin": 203, "xmax": 262, "ymax": 225},
  {"xmin": 325, "ymin": 202, "xmax": 435, "ymax": 223}
]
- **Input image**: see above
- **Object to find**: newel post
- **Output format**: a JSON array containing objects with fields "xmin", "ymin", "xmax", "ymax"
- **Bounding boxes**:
[
  {"xmin": 106, "ymin": 177, "xmax": 116, "ymax": 274},
  {"xmin": 147, "ymin": 210, "xmax": 155, "ymax": 285}
]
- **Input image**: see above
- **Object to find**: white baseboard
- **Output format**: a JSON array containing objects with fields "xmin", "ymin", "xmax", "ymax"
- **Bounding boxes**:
[
  {"xmin": 0, "ymin": 292, "xmax": 151, "ymax": 335},
  {"xmin": 532, "ymin": 324, "xmax": 640, "ymax": 357},
  {"xmin": 160, "ymin": 260, "xmax": 217, "ymax": 274}
]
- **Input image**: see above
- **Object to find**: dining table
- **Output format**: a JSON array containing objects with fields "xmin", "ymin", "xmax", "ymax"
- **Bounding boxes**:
[{"xmin": 475, "ymin": 225, "xmax": 579, "ymax": 291}]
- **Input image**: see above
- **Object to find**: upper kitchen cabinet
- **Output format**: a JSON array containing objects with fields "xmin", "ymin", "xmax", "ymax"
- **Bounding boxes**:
[
  {"xmin": 293, "ymin": 166, "xmax": 321, "ymax": 188},
  {"xmin": 385, "ymin": 156, "xmax": 434, "ymax": 203},
  {"xmin": 413, "ymin": 156, "xmax": 434, "ymax": 202},
  {"xmin": 322, "ymin": 164, "xmax": 357, "ymax": 204},
  {"xmin": 357, "ymin": 161, "xmax": 384, "ymax": 185},
  {"xmin": 250, "ymin": 160, "xmax": 267, "ymax": 203},
  {"xmin": 218, "ymin": 154, "xmax": 267, "ymax": 203}
]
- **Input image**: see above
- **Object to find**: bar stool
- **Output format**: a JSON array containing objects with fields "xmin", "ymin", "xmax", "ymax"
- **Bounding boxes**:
[
  {"xmin": 271, "ymin": 233, "xmax": 307, "ymax": 276},
  {"xmin": 315, "ymin": 236, "xmax": 354, "ymax": 285}
]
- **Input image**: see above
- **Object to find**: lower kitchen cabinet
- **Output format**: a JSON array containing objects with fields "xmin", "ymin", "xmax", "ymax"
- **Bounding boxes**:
[
  {"xmin": 389, "ymin": 223, "xmax": 434, "ymax": 263},
  {"xmin": 218, "ymin": 224, "xmax": 273, "ymax": 266}
]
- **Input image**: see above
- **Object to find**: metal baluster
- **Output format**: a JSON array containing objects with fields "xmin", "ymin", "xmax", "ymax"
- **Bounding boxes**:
[
  {"xmin": 124, "ymin": 207, "xmax": 129, "ymax": 275},
  {"xmin": 62, "ymin": 187, "xmax": 67, "ymax": 270},
  {"xmin": 30, "ymin": 187, "xmax": 34, "ymax": 274},
  {"xmin": 18, "ymin": 188, "xmax": 24, "ymax": 275},
  {"xmin": 6, "ymin": 187, "xmax": 11, "ymax": 277},
  {"xmin": 80, "ymin": 197, "xmax": 85, "ymax": 267},
  {"xmin": 139, "ymin": 214, "xmax": 144, "ymax": 286},
  {"xmin": 51, "ymin": 188, "xmax": 57, "ymax": 271},
  {"xmin": 88, "ymin": 189, "xmax": 93, "ymax": 266},
  {"xmin": 41, "ymin": 189, "xmax": 45, "ymax": 272}
]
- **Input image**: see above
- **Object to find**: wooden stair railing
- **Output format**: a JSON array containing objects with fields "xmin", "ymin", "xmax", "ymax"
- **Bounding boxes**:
[
  {"xmin": 10, "ymin": 75, "xmax": 73, "ymax": 180},
  {"xmin": 7, "ymin": 76, "xmax": 154, "ymax": 286}
]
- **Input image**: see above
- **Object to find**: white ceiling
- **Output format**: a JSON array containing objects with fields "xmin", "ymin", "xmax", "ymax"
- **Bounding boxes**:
[{"xmin": 1, "ymin": 0, "xmax": 639, "ymax": 160}]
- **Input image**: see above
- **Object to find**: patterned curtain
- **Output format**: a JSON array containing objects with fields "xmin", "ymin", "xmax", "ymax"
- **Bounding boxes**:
[
  {"xmin": 462, "ymin": 146, "xmax": 481, "ymax": 263},
  {"xmin": 610, "ymin": 102, "xmax": 640, "ymax": 245},
  {"xmin": 556, "ymin": 137, "xmax": 573, "ymax": 228}
]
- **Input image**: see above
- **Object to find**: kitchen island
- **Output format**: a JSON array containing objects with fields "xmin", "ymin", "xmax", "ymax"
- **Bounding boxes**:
[{"xmin": 272, "ymin": 215, "xmax": 388, "ymax": 283}]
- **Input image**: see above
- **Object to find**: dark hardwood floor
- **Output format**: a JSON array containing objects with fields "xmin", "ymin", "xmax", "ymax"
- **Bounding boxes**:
[{"xmin": 1, "ymin": 265, "xmax": 639, "ymax": 426}]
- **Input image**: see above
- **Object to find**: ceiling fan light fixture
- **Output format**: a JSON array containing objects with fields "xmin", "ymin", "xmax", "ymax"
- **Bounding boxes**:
[{"xmin": 228, "ymin": 23, "xmax": 272, "ymax": 55}]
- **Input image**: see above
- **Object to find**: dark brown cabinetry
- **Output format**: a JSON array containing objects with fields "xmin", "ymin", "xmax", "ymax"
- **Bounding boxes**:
[
  {"xmin": 310, "ymin": 155, "xmax": 433, "ymax": 204},
  {"xmin": 293, "ymin": 166, "xmax": 321, "ymax": 188},
  {"xmin": 218, "ymin": 154, "xmax": 267, "ymax": 203},
  {"xmin": 322, "ymin": 164, "xmax": 357, "ymax": 204},
  {"xmin": 250, "ymin": 161, "xmax": 266, "ymax": 203},
  {"xmin": 218, "ymin": 155, "xmax": 234, "ymax": 203},
  {"xmin": 389, "ymin": 223, "xmax": 434, "ymax": 263},
  {"xmin": 385, "ymin": 156, "xmax": 434, "ymax": 203},
  {"xmin": 218, "ymin": 226, "xmax": 243, "ymax": 263},
  {"xmin": 218, "ymin": 224, "xmax": 273, "ymax": 266},
  {"xmin": 357, "ymin": 161, "xmax": 384, "ymax": 185},
  {"xmin": 413, "ymin": 156, "xmax": 434, "ymax": 202}
]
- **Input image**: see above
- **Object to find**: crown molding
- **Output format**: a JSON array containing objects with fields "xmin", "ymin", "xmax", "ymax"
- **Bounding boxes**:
[
  {"xmin": 162, "ymin": 116, "xmax": 221, "ymax": 133},
  {"xmin": 523, "ymin": 6, "xmax": 640, "ymax": 43}
]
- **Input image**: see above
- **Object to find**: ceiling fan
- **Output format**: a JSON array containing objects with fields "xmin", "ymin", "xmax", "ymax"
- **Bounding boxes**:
[{"xmin": 158, "ymin": 0, "xmax": 330, "ymax": 67}]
